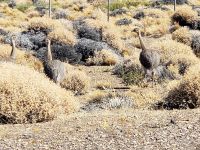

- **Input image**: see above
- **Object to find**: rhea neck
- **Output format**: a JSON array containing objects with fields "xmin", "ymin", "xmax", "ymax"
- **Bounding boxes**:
[
  {"xmin": 47, "ymin": 39, "xmax": 53, "ymax": 61},
  {"xmin": 10, "ymin": 38, "xmax": 16, "ymax": 60},
  {"xmin": 138, "ymin": 30, "xmax": 147, "ymax": 52}
]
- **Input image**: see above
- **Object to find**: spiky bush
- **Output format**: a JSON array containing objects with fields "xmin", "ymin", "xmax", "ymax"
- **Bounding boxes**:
[
  {"xmin": 48, "ymin": 28, "xmax": 76, "ymax": 46},
  {"xmin": 172, "ymin": 27, "xmax": 192, "ymax": 46},
  {"xmin": 171, "ymin": 6, "xmax": 198, "ymax": 27},
  {"xmin": 163, "ymin": 64, "xmax": 200, "ymax": 109},
  {"xmin": 86, "ymin": 49, "xmax": 120, "ymax": 66},
  {"xmin": 0, "ymin": 62, "xmax": 79, "ymax": 124},
  {"xmin": 61, "ymin": 70, "xmax": 90, "ymax": 94},
  {"xmin": 113, "ymin": 59, "xmax": 144, "ymax": 85},
  {"xmin": 149, "ymin": 39, "xmax": 199, "ymax": 75}
]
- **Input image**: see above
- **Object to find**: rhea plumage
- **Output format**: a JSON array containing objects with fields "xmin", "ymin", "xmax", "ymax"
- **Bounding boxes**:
[
  {"xmin": 132, "ymin": 28, "xmax": 160, "ymax": 79},
  {"xmin": 10, "ymin": 35, "xmax": 17, "ymax": 61},
  {"xmin": 44, "ymin": 39, "xmax": 66, "ymax": 84}
]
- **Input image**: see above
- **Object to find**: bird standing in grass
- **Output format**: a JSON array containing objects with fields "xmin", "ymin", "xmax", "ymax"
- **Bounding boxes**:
[
  {"xmin": 132, "ymin": 28, "xmax": 160, "ymax": 81},
  {"xmin": 10, "ymin": 35, "xmax": 17, "ymax": 61},
  {"xmin": 44, "ymin": 39, "xmax": 66, "ymax": 84}
]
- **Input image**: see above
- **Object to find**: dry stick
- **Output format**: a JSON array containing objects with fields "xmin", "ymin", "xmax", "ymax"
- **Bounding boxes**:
[
  {"xmin": 107, "ymin": 0, "xmax": 110, "ymax": 22},
  {"xmin": 49, "ymin": 0, "xmax": 51, "ymax": 18},
  {"xmin": 174, "ymin": 0, "xmax": 176, "ymax": 11}
]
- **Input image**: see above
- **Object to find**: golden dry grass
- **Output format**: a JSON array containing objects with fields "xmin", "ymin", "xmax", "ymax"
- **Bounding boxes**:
[
  {"xmin": 61, "ymin": 70, "xmax": 91, "ymax": 94},
  {"xmin": 172, "ymin": 27, "xmax": 192, "ymax": 46},
  {"xmin": 149, "ymin": 39, "xmax": 199, "ymax": 75},
  {"xmin": 85, "ymin": 18, "xmax": 125, "ymax": 52},
  {"xmin": 86, "ymin": 49, "xmax": 120, "ymax": 66},
  {"xmin": 0, "ymin": 62, "xmax": 79, "ymax": 124},
  {"xmin": 48, "ymin": 28, "xmax": 76, "ymax": 46},
  {"xmin": 28, "ymin": 17, "xmax": 62, "ymax": 31},
  {"xmin": 164, "ymin": 64, "xmax": 200, "ymax": 109},
  {"xmin": 0, "ymin": 44, "xmax": 43, "ymax": 72},
  {"xmin": 172, "ymin": 5, "xmax": 198, "ymax": 25}
]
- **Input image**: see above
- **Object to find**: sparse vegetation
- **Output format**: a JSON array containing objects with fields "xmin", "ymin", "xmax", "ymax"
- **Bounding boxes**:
[
  {"xmin": 0, "ymin": 0, "xmax": 200, "ymax": 148},
  {"xmin": 0, "ymin": 62, "xmax": 79, "ymax": 124}
]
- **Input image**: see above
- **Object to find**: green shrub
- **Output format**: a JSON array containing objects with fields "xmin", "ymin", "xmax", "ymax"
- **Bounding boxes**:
[
  {"xmin": 16, "ymin": 3, "xmax": 33, "ymax": 12},
  {"xmin": 105, "ymin": 0, "xmax": 150, "ymax": 11}
]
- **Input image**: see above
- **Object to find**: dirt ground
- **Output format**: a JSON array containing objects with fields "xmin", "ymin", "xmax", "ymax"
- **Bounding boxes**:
[{"xmin": 0, "ymin": 109, "xmax": 200, "ymax": 150}]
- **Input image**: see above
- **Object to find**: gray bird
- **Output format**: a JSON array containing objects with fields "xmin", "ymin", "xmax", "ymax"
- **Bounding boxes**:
[
  {"xmin": 132, "ymin": 28, "xmax": 160, "ymax": 81},
  {"xmin": 44, "ymin": 39, "xmax": 66, "ymax": 84},
  {"xmin": 10, "ymin": 35, "xmax": 17, "ymax": 61}
]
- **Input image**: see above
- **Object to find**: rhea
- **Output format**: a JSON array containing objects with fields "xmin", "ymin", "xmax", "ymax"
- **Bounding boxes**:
[
  {"xmin": 44, "ymin": 39, "xmax": 66, "ymax": 84},
  {"xmin": 10, "ymin": 35, "xmax": 17, "ymax": 61},
  {"xmin": 132, "ymin": 28, "xmax": 160, "ymax": 80}
]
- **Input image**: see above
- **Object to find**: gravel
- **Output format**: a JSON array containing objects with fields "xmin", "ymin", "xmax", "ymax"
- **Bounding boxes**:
[{"xmin": 0, "ymin": 109, "xmax": 199, "ymax": 149}]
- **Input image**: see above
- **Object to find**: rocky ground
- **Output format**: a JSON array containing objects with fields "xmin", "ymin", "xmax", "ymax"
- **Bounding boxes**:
[{"xmin": 0, "ymin": 109, "xmax": 200, "ymax": 150}]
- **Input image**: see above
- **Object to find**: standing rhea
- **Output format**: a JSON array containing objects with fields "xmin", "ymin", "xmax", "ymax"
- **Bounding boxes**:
[
  {"xmin": 10, "ymin": 35, "xmax": 17, "ymax": 61},
  {"xmin": 132, "ymin": 28, "xmax": 160, "ymax": 81},
  {"xmin": 44, "ymin": 39, "xmax": 66, "ymax": 84}
]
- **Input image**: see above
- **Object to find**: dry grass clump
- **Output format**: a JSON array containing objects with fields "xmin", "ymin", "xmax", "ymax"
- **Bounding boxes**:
[
  {"xmin": 47, "ymin": 28, "xmax": 76, "ymax": 46},
  {"xmin": 171, "ymin": 5, "xmax": 198, "ymax": 26},
  {"xmin": 0, "ymin": 44, "xmax": 43, "ymax": 72},
  {"xmin": 85, "ymin": 18, "xmax": 125, "ymax": 51},
  {"xmin": 86, "ymin": 49, "xmax": 120, "ymax": 66},
  {"xmin": 113, "ymin": 59, "xmax": 144, "ymax": 86},
  {"xmin": 149, "ymin": 39, "xmax": 199, "ymax": 75},
  {"xmin": 163, "ymin": 64, "xmax": 200, "ymax": 109},
  {"xmin": 125, "ymin": 86, "xmax": 161, "ymax": 109},
  {"xmin": 61, "ymin": 70, "xmax": 90, "ymax": 94},
  {"xmin": 172, "ymin": 27, "xmax": 192, "ymax": 46},
  {"xmin": 0, "ymin": 5, "xmax": 27, "ymax": 28},
  {"xmin": 0, "ymin": 62, "xmax": 79, "ymax": 124},
  {"xmin": 142, "ymin": 16, "xmax": 171, "ymax": 37},
  {"xmin": 28, "ymin": 17, "xmax": 62, "ymax": 31}
]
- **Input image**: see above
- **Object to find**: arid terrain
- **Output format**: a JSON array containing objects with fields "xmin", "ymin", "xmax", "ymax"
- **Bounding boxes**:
[{"xmin": 0, "ymin": 0, "xmax": 200, "ymax": 149}]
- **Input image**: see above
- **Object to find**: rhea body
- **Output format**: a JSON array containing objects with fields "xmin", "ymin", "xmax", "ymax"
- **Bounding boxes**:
[
  {"xmin": 133, "ymin": 28, "xmax": 160, "ymax": 77},
  {"xmin": 44, "ymin": 39, "xmax": 66, "ymax": 84},
  {"xmin": 10, "ymin": 36, "xmax": 17, "ymax": 61}
]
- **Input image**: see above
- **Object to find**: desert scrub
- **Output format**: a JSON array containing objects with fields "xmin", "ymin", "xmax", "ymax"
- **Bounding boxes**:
[
  {"xmin": 28, "ymin": 17, "xmax": 63, "ymax": 31},
  {"xmin": 0, "ymin": 62, "xmax": 79, "ymax": 124},
  {"xmin": 61, "ymin": 70, "xmax": 90, "ymax": 94},
  {"xmin": 171, "ymin": 5, "xmax": 198, "ymax": 27},
  {"xmin": 16, "ymin": 2, "xmax": 33, "ymax": 12},
  {"xmin": 149, "ymin": 39, "xmax": 199, "ymax": 75},
  {"xmin": 113, "ymin": 59, "xmax": 144, "ymax": 85},
  {"xmin": 0, "ymin": 44, "xmax": 43, "ymax": 72},
  {"xmin": 163, "ymin": 64, "xmax": 200, "ymax": 109},
  {"xmin": 47, "ymin": 28, "xmax": 76, "ymax": 46},
  {"xmin": 86, "ymin": 49, "xmax": 120, "ymax": 66},
  {"xmin": 172, "ymin": 27, "xmax": 192, "ymax": 46},
  {"xmin": 85, "ymin": 18, "xmax": 125, "ymax": 52},
  {"xmin": 103, "ymin": 0, "xmax": 150, "ymax": 11}
]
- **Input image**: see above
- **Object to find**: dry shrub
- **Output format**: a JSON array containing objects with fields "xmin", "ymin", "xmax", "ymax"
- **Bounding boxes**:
[
  {"xmin": 171, "ymin": 5, "xmax": 198, "ymax": 26},
  {"xmin": 48, "ymin": 28, "xmax": 76, "ymax": 46},
  {"xmin": 0, "ymin": 44, "xmax": 43, "ymax": 72},
  {"xmin": 28, "ymin": 17, "xmax": 63, "ymax": 31},
  {"xmin": 85, "ymin": 18, "xmax": 125, "ymax": 52},
  {"xmin": 0, "ymin": 62, "xmax": 79, "ymax": 124},
  {"xmin": 27, "ymin": 10, "xmax": 41, "ymax": 18},
  {"xmin": 125, "ymin": 86, "xmax": 161, "ymax": 108},
  {"xmin": 113, "ymin": 59, "xmax": 144, "ymax": 86},
  {"xmin": 142, "ymin": 16, "xmax": 171, "ymax": 37},
  {"xmin": 86, "ymin": 49, "xmax": 120, "ymax": 66},
  {"xmin": 172, "ymin": 27, "xmax": 192, "ymax": 46},
  {"xmin": 61, "ymin": 70, "xmax": 90, "ymax": 94},
  {"xmin": 163, "ymin": 64, "xmax": 200, "ymax": 109},
  {"xmin": 149, "ymin": 39, "xmax": 199, "ymax": 75}
]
